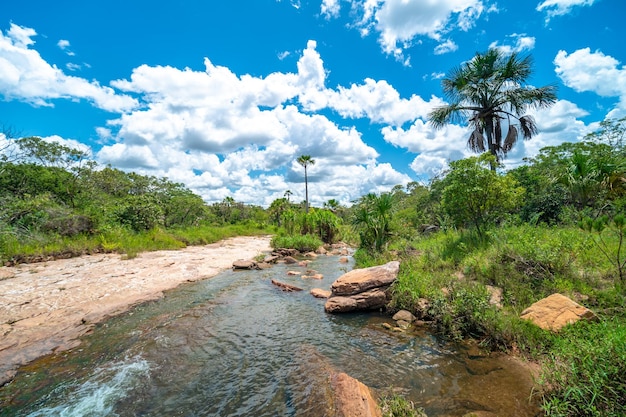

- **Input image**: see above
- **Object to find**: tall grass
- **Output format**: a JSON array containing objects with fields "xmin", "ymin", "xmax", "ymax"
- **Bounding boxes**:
[{"xmin": 0, "ymin": 223, "xmax": 273, "ymax": 264}]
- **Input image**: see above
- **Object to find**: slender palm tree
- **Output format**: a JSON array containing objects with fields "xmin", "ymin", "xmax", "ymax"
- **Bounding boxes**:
[
  {"xmin": 296, "ymin": 155, "xmax": 315, "ymax": 213},
  {"xmin": 429, "ymin": 48, "xmax": 557, "ymax": 168},
  {"xmin": 284, "ymin": 189, "xmax": 293, "ymax": 202}
]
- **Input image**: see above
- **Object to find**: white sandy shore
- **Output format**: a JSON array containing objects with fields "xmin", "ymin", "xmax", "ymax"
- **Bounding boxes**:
[{"xmin": 0, "ymin": 235, "xmax": 272, "ymax": 385}]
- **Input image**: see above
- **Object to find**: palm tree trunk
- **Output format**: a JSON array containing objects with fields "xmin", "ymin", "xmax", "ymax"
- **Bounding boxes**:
[{"xmin": 304, "ymin": 167, "xmax": 309, "ymax": 213}]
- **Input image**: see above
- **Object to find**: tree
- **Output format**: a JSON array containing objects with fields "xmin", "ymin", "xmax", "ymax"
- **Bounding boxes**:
[
  {"xmin": 441, "ymin": 154, "xmax": 524, "ymax": 237},
  {"xmin": 297, "ymin": 155, "xmax": 315, "ymax": 213},
  {"xmin": 352, "ymin": 192, "xmax": 395, "ymax": 252},
  {"xmin": 284, "ymin": 189, "xmax": 293, "ymax": 202},
  {"xmin": 429, "ymin": 48, "xmax": 557, "ymax": 167}
]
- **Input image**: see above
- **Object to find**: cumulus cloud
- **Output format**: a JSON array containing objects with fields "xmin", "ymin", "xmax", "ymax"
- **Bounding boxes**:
[
  {"xmin": 554, "ymin": 48, "xmax": 626, "ymax": 117},
  {"xmin": 96, "ymin": 38, "xmax": 422, "ymax": 206},
  {"xmin": 352, "ymin": 0, "xmax": 493, "ymax": 61},
  {"xmin": 536, "ymin": 0, "xmax": 596, "ymax": 22},
  {"xmin": 0, "ymin": 23, "xmax": 137, "ymax": 112}
]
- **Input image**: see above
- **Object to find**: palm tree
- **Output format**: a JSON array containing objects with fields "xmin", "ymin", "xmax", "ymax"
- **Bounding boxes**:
[
  {"xmin": 297, "ymin": 155, "xmax": 315, "ymax": 213},
  {"xmin": 284, "ymin": 189, "xmax": 293, "ymax": 202},
  {"xmin": 429, "ymin": 48, "xmax": 557, "ymax": 168}
]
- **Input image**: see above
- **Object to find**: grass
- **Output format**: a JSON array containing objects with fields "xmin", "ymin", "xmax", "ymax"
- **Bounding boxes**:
[
  {"xmin": 379, "ymin": 392, "xmax": 427, "ymax": 417},
  {"xmin": 0, "ymin": 223, "xmax": 274, "ymax": 265},
  {"xmin": 367, "ymin": 223, "xmax": 626, "ymax": 415}
]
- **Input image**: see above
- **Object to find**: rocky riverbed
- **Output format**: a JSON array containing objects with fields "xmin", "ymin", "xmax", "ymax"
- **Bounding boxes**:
[{"xmin": 0, "ymin": 235, "xmax": 272, "ymax": 385}]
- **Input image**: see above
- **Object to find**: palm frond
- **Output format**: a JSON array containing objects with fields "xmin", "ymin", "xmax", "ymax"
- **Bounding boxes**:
[
  {"xmin": 519, "ymin": 115, "xmax": 538, "ymax": 140},
  {"xmin": 504, "ymin": 125, "xmax": 518, "ymax": 152},
  {"xmin": 468, "ymin": 128, "xmax": 486, "ymax": 152}
]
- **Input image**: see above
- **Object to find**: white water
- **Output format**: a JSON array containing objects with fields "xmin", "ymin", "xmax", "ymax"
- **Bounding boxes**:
[{"xmin": 25, "ymin": 357, "xmax": 150, "ymax": 417}]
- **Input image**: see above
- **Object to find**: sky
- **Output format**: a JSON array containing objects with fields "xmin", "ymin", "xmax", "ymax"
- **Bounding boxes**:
[{"xmin": 1, "ymin": 0, "xmax": 625, "ymax": 207}]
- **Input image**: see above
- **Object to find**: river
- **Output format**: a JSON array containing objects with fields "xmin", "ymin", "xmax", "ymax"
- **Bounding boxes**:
[{"xmin": 0, "ymin": 254, "xmax": 540, "ymax": 416}]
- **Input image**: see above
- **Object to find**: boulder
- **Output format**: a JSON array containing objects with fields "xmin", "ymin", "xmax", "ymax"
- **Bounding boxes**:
[
  {"xmin": 392, "ymin": 310, "xmax": 416, "ymax": 323},
  {"xmin": 330, "ymin": 372, "xmax": 382, "ymax": 417},
  {"xmin": 316, "ymin": 246, "xmax": 328, "ymax": 255},
  {"xmin": 283, "ymin": 256, "xmax": 298, "ymax": 264},
  {"xmin": 310, "ymin": 288, "xmax": 332, "ymax": 299},
  {"xmin": 520, "ymin": 293, "xmax": 597, "ymax": 331},
  {"xmin": 303, "ymin": 274, "xmax": 324, "ymax": 280},
  {"xmin": 325, "ymin": 288, "xmax": 389, "ymax": 313},
  {"xmin": 232, "ymin": 260, "xmax": 257, "ymax": 270},
  {"xmin": 263, "ymin": 255, "xmax": 280, "ymax": 263},
  {"xmin": 339, "ymin": 257, "xmax": 350, "ymax": 263},
  {"xmin": 486, "ymin": 285, "xmax": 503, "ymax": 308},
  {"xmin": 330, "ymin": 261, "xmax": 400, "ymax": 296}
]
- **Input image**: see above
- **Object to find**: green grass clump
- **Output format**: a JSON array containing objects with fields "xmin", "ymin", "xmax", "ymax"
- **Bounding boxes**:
[
  {"xmin": 379, "ymin": 393, "xmax": 427, "ymax": 417},
  {"xmin": 540, "ymin": 318, "xmax": 626, "ymax": 417},
  {"xmin": 270, "ymin": 234, "xmax": 323, "ymax": 252}
]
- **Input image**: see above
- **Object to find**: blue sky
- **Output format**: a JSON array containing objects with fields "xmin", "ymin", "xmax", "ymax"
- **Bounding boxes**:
[{"xmin": 1, "ymin": 0, "xmax": 625, "ymax": 207}]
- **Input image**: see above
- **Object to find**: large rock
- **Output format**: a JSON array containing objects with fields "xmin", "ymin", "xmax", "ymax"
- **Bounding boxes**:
[
  {"xmin": 520, "ymin": 293, "xmax": 597, "ymax": 331},
  {"xmin": 232, "ymin": 259, "xmax": 257, "ymax": 270},
  {"xmin": 325, "ymin": 288, "xmax": 389, "ymax": 313},
  {"xmin": 330, "ymin": 261, "xmax": 400, "ymax": 296},
  {"xmin": 330, "ymin": 372, "xmax": 382, "ymax": 417}
]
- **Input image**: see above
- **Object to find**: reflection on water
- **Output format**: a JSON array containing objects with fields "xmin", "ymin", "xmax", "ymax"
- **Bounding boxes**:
[{"xmin": 0, "ymin": 255, "xmax": 540, "ymax": 416}]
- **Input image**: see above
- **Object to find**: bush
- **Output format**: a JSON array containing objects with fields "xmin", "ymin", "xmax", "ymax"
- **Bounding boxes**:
[{"xmin": 270, "ymin": 234, "xmax": 323, "ymax": 252}]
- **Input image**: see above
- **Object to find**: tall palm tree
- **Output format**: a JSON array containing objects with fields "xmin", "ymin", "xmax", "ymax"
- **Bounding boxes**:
[
  {"xmin": 297, "ymin": 155, "xmax": 315, "ymax": 213},
  {"xmin": 429, "ymin": 48, "xmax": 557, "ymax": 168}
]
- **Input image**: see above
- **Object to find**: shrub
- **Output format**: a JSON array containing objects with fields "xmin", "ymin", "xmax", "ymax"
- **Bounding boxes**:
[{"xmin": 270, "ymin": 234, "xmax": 323, "ymax": 252}]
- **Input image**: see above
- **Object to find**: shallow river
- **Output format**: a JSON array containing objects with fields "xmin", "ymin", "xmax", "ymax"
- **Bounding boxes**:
[{"xmin": 0, "ymin": 254, "xmax": 540, "ymax": 416}]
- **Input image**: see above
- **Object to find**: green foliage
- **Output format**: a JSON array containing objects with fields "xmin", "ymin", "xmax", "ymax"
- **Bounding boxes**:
[
  {"xmin": 580, "ymin": 214, "xmax": 626, "ymax": 289},
  {"xmin": 352, "ymin": 192, "xmax": 395, "ymax": 252},
  {"xmin": 440, "ymin": 154, "xmax": 524, "ymax": 236},
  {"xmin": 270, "ymin": 233, "xmax": 322, "ymax": 252},
  {"xmin": 379, "ymin": 393, "xmax": 427, "ymax": 417},
  {"xmin": 541, "ymin": 319, "xmax": 626, "ymax": 417},
  {"xmin": 429, "ymin": 48, "xmax": 557, "ymax": 162},
  {"xmin": 116, "ymin": 195, "xmax": 164, "ymax": 232}
]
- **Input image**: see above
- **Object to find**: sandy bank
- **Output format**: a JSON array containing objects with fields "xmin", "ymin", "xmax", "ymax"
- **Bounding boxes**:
[{"xmin": 0, "ymin": 235, "xmax": 272, "ymax": 386}]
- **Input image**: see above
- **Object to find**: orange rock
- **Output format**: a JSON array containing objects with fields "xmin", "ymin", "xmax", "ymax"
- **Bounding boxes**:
[
  {"xmin": 520, "ymin": 293, "xmax": 597, "ymax": 331},
  {"xmin": 330, "ymin": 372, "xmax": 382, "ymax": 417}
]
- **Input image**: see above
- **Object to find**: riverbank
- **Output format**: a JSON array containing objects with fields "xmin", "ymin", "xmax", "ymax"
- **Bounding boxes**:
[{"xmin": 0, "ymin": 235, "xmax": 272, "ymax": 386}]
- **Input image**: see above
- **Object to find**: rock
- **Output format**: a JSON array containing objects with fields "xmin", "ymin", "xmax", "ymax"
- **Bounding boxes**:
[
  {"xmin": 325, "ymin": 288, "xmax": 389, "ymax": 313},
  {"xmin": 415, "ymin": 298, "xmax": 431, "ymax": 318},
  {"xmin": 382, "ymin": 322, "xmax": 393, "ymax": 330},
  {"xmin": 256, "ymin": 262, "xmax": 272, "ymax": 270},
  {"xmin": 330, "ymin": 261, "xmax": 400, "ymax": 296},
  {"xmin": 271, "ymin": 279, "xmax": 303, "ymax": 292},
  {"xmin": 303, "ymin": 274, "xmax": 324, "ymax": 280},
  {"xmin": 486, "ymin": 285, "xmax": 503, "ymax": 308},
  {"xmin": 520, "ymin": 293, "xmax": 597, "ymax": 331},
  {"xmin": 283, "ymin": 256, "xmax": 298, "ymax": 264},
  {"xmin": 232, "ymin": 260, "xmax": 257, "ymax": 270},
  {"xmin": 263, "ymin": 255, "xmax": 280, "ymax": 263},
  {"xmin": 304, "ymin": 252, "xmax": 318, "ymax": 258},
  {"xmin": 310, "ymin": 288, "xmax": 331, "ymax": 298},
  {"xmin": 392, "ymin": 309, "xmax": 416, "ymax": 323},
  {"xmin": 339, "ymin": 257, "xmax": 349, "ymax": 263},
  {"xmin": 316, "ymin": 246, "xmax": 327, "ymax": 255},
  {"xmin": 330, "ymin": 372, "xmax": 382, "ymax": 417},
  {"xmin": 287, "ymin": 270, "xmax": 301, "ymax": 276},
  {"xmin": 396, "ymin": 320, "xmax": 410, "ymax": 329}
]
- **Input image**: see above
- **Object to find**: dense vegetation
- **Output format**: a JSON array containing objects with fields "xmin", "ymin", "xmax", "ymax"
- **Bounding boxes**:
[{"xmin": 352, "ymin": 117, "xmax": 626, "ymax": 416}]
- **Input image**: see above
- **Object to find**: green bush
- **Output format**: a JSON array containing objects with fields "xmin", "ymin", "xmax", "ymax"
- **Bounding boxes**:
[{"xmin": 270, "ymin": 234, "xmax": 323, "ymax": 252}]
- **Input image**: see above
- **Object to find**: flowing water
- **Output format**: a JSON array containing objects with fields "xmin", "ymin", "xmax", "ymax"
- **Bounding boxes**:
[{"xmin": 0, "ymin": 255, "xmax": 540, "ymax": 416}]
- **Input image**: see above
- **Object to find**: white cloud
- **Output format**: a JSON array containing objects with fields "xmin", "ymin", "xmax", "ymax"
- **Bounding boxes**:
[
  {"xmin": 0, "ymin": 23, "xmax": 138, "ymax": 112},
  {"xmin": 96, "ymin": 39, "xmax": 421, "ymax": 206},
  {"xmin": 321, "ymin": 0, "xmax": 341, "ymax": 18},
  {"xmin": 434, "ymin": 39, "xmax": 458, "ymax": 55},
  {"xmin": 57, "ymin": 39, "xmax": 70, "ymax": 49},
  {"xmin": 554, "ymin": 48, "xmax": 626, "ymax": 117},
  {"xmin": 489, "ymin": 33, "xmax": 536, "ymax": 54},
  {"xmin": 536, "ymin": 0, "xmax": 596, "ymax": 21},
  {"xmin": 353, "ymin": 0, "xmax": 492, "ymax": 61}
]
